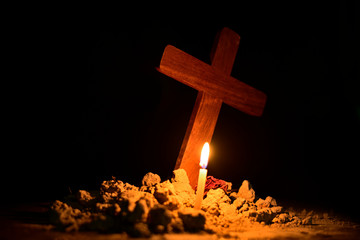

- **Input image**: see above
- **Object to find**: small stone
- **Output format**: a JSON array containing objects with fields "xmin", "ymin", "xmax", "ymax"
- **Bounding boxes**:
[
  {"xmin": 270, "ymin": 206, "xmax": 283, "ymax": 214},
  {"xmin": 225, "ymin": 181, "xmax": 232, "ymax": 192},
  {"xmin": 202, "ymin": 188, "xmax": 230, "ymax": 216},
  {"xmin": 272, "ymin": 213, "xmax": 290, "ymax": 224},
  {"xmin": 154, "ymin": 180, "xmax": 176, "ymax": 204},
  {"xmin": 142, "ymin": 172, "xmax": 161, "ymax": 187},
  {"xmin": 147, "ymin": 205, "xmax": 172, "ymax": 231},
  {"xmin": 232, "ymin": 197, "xmax": 246, "ymax": 209},
  {"xmin": 256, "ymin": 208, "xmax": 276, "ymax": 224},
  {"xmin": 96, "ymin": 202, "xmax": 121, "ymax": 216},
  {"xmin": 171, "ymin": 169, "xmax": 195, "ymax": 207},
  {"xmin": 120, "ymin": 189, "xmax": 144, "ymax": 212},
  {"xmin": 127, "ymin": 199, "xmax": 147, "ymax": 222},
  {"xmin": 203, "ymin": 189, "xmax": 225, "ymax": 206},
  {"xmin": 219, "ymin": 202, "xmax": 237, "ymax": 217},
  {"xmin": 100, "ymin": 179, "xmax": 125, "ymax": 194},
  {"xmin": 256, "ymin": 196, "xmax": 276, "ymax": 209},
  {"xmin": 76, "ymin": 190, "xmax": 96, "ymax": 206},
  {"xmin": 163, "ymin": 195, "xmax": 181, "ymax": 210},
  {"xmin": 237, "ymin": 180, "xmax": 256, "ymax": 202},
  {"xmin": 178, "ymin": 208, "xmax": 206, "ymax": 232},
  {"xmin": 255, "ymin": 198, "xmax": 265, "ymax": 209},
  {"xmin": 140, "ymin": 192, "xmax": 159, "ymax": 211},
  {"xmin": 265, "ymin": 196, "xmax": 277, "ymax": 207},
  {"xmin": 172, "ymin": 169, "xmax": 190, "ymax": 184}
]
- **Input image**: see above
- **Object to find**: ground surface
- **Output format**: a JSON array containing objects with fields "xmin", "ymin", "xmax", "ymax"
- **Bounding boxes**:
[{"xmin": 0, "ymin": 202, "xmax": 359, "ymax": 240}]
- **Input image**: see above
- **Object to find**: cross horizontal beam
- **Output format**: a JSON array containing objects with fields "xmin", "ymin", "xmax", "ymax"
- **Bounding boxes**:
[{"xmin": 158, "ymin": 45, "xmax": 267, "ymax": 116}]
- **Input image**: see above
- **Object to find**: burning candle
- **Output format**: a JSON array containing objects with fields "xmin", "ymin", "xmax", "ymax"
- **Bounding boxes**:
[{"xmin": 194, "ymin": 142, "xmax": 210, "ymax": 210}]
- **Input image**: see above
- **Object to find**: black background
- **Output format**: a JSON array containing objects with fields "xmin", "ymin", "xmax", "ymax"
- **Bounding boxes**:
[{"xmin": 3, "ymin": 3, "xmax": 359, "ymax": 221}]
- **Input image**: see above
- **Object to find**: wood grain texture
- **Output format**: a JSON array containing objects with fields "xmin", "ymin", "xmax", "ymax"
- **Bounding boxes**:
[
  {"xmin": 159, "ymin": 45, "xmax": 267, "ymax": 116},
  {"xmin": 210, "ymin": 27, "xmax": 240, "ymax": 74},
  {"xmin": 174, "ymin": 28, "xmax": 242, "ymax": 187},
  {"xmin": 158, "ymin": 27, "xmax": 267, "ymax": 188},
  {"xmin": 175, "ymin": 92, "xmax": 222, "ymax": 187}
]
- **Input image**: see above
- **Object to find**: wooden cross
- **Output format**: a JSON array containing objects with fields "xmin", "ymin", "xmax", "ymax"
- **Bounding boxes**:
[{"xmin": 157, "ymin": 27, "xmax": 267, "ymax": 188}]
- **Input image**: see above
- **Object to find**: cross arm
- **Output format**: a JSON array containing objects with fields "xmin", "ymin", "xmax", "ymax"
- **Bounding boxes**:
[{"xmin": 158, "ymin": 45, "xmax": 267, "ymax": 116}]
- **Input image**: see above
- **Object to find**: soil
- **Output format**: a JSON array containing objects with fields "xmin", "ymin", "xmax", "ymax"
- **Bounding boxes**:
[{"xmin": 1, "ymin": 170, "xmax": 359, "ymax": 239}]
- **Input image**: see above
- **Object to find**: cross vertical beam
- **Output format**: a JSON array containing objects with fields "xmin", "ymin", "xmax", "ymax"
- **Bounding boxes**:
[
  {"xmin": 175, "ymin": 28, "xmax": 240, "ymax": 187},
  {"xmin": 158, "ymin": 27, "xmax": 267, "ymax": 188},
  {"xmin": 175, "ymin": 91, "xmax": 222, "ymax": 186}
]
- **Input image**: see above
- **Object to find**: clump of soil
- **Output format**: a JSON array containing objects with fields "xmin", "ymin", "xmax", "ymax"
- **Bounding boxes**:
[{"xmin": 50, "ymin": 169, "xmax": 315, "ymax": 237}]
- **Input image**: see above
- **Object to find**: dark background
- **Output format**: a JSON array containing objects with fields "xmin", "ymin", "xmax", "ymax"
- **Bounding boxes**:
[{"xmin": 3, "ymin": 3, "xmax": 359, "ymax": 221}]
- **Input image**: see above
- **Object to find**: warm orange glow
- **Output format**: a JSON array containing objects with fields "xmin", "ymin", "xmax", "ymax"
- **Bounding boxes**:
[{"xmin": 200, "ymin": 142, "xmax": 210, "ymax": 169}]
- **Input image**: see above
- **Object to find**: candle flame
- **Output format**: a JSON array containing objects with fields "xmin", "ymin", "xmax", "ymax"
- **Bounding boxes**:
[{"xmin": 200, "ymin": 142, "xmax": 210, "ymax": 169}]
